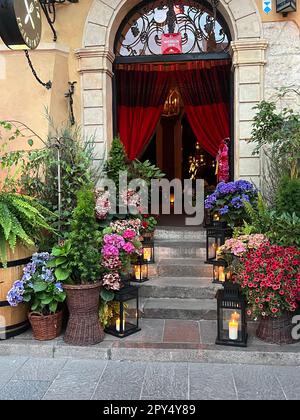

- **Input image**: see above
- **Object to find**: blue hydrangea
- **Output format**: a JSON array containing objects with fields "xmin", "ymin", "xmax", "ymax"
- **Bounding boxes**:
[
  {"xmin": 219, "ymin": 205, "xmax": 229, "ymax": 215},
  {"xmin": 7, "ymin": 281, "xmax": 25, "ymax": 307},
  {"xmin": 55, "ymin": 283, "xmax": 63, "ymax": 293},
  {"xmin": 231, "ymin": 196, "xmax": 243, "ymax": 209}
]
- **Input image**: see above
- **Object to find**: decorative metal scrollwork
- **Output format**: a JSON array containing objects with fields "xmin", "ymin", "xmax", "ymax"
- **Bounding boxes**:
[
  {"xmin": 115, "ymin": 0, "xmax": 230, "ymax": 56},
  {"xmin": 39, "ymin": 0, "xmax": 79, "ymax": 42}
]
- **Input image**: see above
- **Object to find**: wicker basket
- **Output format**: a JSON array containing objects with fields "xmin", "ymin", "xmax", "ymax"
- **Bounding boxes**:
[
  {"xmin": 64, "ymin": 283, "xmax": 104, "ymax": 346},
  {"xmin": 28, "ymin": 311, "xmax": 63, "ymax": 341},
  {"xmin": 256, "ymin": 313, "xmax": 299, "ymax": 345}
]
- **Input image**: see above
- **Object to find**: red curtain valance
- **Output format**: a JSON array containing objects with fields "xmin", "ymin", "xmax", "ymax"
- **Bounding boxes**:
[{"xmin": 115, "ymin": 60, "xmax": 231, "ymax": 160}]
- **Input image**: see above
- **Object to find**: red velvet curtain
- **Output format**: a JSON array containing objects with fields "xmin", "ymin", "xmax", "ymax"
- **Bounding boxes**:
[
  {"xmin": 116, "ymin": 66, "xmax": 169, "ymax": 160},
  {"xmin": 174, "ymin": 62, "xmax": 231, "ymax": 157}
]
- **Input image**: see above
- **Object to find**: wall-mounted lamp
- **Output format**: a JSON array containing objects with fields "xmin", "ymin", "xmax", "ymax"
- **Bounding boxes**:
[{"xmin": 276, "ymin": 0, "xmax": 297, "ymax": 16}]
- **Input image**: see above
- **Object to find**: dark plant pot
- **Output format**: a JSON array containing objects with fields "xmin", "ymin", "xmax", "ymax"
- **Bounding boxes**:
[
  {"xmin": 256, "ymin": 312, "xmax": 299, "ymax": 345},
  {"xmin": 28, "ymin": 311, "xmax": 63, "ymax": 341},
  {"xmin": 64, "ymin": 283, "xmax": 104, "ymax": 346},
  {"xmin": 143, "ymin": 232, "xmax": 154, "ymax": 240}
]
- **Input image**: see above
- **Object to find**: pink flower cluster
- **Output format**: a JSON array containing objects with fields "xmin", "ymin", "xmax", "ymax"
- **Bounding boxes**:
[
  {"xmin": 121, "ymin": 189, "xmax": 143, "ymax": 213},
  {"xmin": 95, "ymin": 190, "xmax": 111, "ymax": 220},
  {"xmin": 110, "ymin": 219, "xmax": 142, "ymax": 236},
  {"xmin": 102, "ymin": 273, "xmax": 121, "ymax": 291},
  {"xmin": 101, "ymin": 225, "xmax": 142, "ymax": 291},
  {"xmin": 220, "ymin": 234, "xmax": 267, "ymax": 257}
]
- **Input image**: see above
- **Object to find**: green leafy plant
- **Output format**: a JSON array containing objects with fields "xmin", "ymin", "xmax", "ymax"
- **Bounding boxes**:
[
  {"xmin": 52, "ymin": 185, "xmax": 102, "ymax": 285},
  {"xmin": 0, "ymin": 193, "xmax": 54, "ymax": 266},
  {"xmin": 105, "ymin": 137, "xmax": 127, "ymax": 192},
  {"xmin": 276, "ymin": 176, "xmax": 300, "ymax": 217},
  {"xmin": 129, "ymin": 160, "xmax": 165, "ymax": 186},
  {"xmin": 0, "ymin": 120, "xmax": 102, "ymax": 241},
  {"xmin": 236, "ymin": 195, "xmax": 300, "ymax": 248}
]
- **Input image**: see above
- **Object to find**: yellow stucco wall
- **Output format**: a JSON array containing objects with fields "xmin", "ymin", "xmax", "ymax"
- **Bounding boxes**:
[{"xmin": 0, "ymin": 0, "xmax": 300, "ymax": 146}]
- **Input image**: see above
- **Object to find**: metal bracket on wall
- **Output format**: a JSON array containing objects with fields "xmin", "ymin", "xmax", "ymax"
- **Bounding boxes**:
[
  {"xmin": 39, "ymin": 0, "xmax": 79, "ymax": 42},
  {"xmin": 65, "ymin": 81, "xmax": 77, "ymax": 125}
]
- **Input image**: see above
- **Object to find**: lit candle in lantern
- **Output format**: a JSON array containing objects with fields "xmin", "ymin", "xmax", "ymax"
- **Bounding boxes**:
[
  {"xmin": 229, "ymin": 314, "xmax": 239, "ymax": 341},
  {"xmin": 219, "ymin": 267, "xmax": 226, "ymax": 283},
  {"xmin": 170, "ymin": 193, "xmax": 175, "ymax": 206},
  {"xmin": 143, "ymin": 248, "xmax": 152, "ymax": 263},
  {"xmin": 116, "ymin": 317, "xmax": 125, "ymax": 332},
  {"xmin": 134, "ymin": 265, "xmax": 141, "ymax": 280},
  {"xmin": 213, "ymin": 213, "xmax": 220, "ymax": 222}
]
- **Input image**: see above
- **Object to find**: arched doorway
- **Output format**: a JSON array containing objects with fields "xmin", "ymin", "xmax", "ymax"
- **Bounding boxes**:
[
  {"xmin": 113, "ymin": 0, "xmax": 233, "ymax": 187},
  {"xmin": 78, "ymin": 0, "xmax": 267, "ymax": 187}
]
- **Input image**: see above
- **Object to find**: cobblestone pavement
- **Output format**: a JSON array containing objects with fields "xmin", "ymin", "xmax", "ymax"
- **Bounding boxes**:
[{"xmin": 0, "ymin": 356, "xmax": 299, "ymax": 400}]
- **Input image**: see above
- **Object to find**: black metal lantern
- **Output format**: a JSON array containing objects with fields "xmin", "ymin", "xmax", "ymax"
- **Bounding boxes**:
[
  {"xmin": 142, "ymin": 240, "xmax": 155, "ymax": 264},
  {"xmin": 216, "ymin": 283, "xmax": 248, "ymax": 347},
  {"xmin": 131, "ymin": 257, "xmax": 149, "ymax": 283},
  {"xmin": 276, "ymin": 0, "xmax": 297, "ymax": 15},
  {"xmin": 104, "ymin": 285, "xmax": 141, "ymax": 338},
  {"xmin": 212, "ymin": 260, "xmax": 231, "ymax": 285},
  {"xmin": 206, "ymin": 227, "xmax": 232, "ymax": 262}
]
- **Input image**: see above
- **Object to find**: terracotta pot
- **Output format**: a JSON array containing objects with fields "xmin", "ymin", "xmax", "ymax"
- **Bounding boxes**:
[
  {"xmin": 63, "ymin": 283, "xmax": 104, "ymax": 346},
  {"xmin": 256, "ymin": 312, "xmax": 299, "ymax": 345},
  {"xmin": 28, "ymin": 311, "xmax": 63, "ymax": 341}
]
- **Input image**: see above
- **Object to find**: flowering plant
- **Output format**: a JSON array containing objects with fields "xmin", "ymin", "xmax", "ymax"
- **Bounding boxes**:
[
  {"xmin": 7, "ymin": 253, "xmax": 66, "ymax": 315},
  {"xmin": 95, "ymin": 190, "xmax": 112, "ymax": 220},
  {"xmin": 101, "ymin": 221, "xmax": 142, "ymax": 293},
  {"xmin": 234, "ymin": 244, "xmax": 300, "ymax": 318},
  {"xmin": 220, "ymin": 234, "xmax": 268, "ymax": 258},
  {"xmin": 205, "ymin": 180, "xmax": 258, "ymax": 227},
  {"xmin": 141, "ymin": 214, "xmax": 158, "ymax": 234}
]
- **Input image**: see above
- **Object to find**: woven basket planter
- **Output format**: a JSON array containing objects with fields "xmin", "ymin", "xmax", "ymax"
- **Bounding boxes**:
[
  {"xmin": 28, "ymin": 311, "xmax": 63, "ymax": 341},
  {"xmin": 256, "ymin": 312, "xmax": 299, "ymax": 345},
  {"xmin": 64, "ymin": 283, "xmax": 104, "ymax": 346}
]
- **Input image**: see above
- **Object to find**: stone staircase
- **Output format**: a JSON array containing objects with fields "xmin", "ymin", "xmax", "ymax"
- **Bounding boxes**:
[{"xmin": 139, "ymin": 227, "xmax": 220, "ymax": 321}]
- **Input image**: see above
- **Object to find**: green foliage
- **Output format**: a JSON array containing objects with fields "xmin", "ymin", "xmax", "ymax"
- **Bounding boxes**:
[
  {"xmin": 52, "ymin": 185, "xmax": 102, "ymax": 285},
  {"xmin": 129, "ymin": 160, "xmax": 165, "ymax": 186},
  {"xmin": 105, "ymin": 137, "xmax": 127, "ymax": 191},
  {"xmin": 276, "ymin": 176, "xmax": 300, "ymax": 217},
  {"xmin": 0, "ymin": 193, "xmax": 54, "ymax": 266},
  {"xmin": 1, "ymin": 121, "xmax": 102, "ymax": 244},
  {"xmin": 236, "ymin": 195, "xmax": 300, "ymax": 248},
  {"xmin": 251, "ymin": 101, "xmax": 300, "ymax": 179}
]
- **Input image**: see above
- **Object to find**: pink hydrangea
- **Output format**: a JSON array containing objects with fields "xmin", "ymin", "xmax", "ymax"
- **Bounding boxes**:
[
  {"xmin": 102, "ymin": 257, "xmax": 122, "ymax": 270},
  {"xmin": 104, "ymin": 234, "xmax": 125, "ymax": 249},
  {"xmin": 123, "ymin": 229, "xmax": 136, "ymax": 240},
  {"xmin": 102, "ymin": 245, "xmax": 119, "ymax": 258},
  {"xmin": 95, "ymin": 191, "xmax": 111, "ymax": 220},
  {"xmin": 123, "ymin": 242, "xmax": 135, "ymax": 254},
  {"xmin": 102, "ymin": 273, "xmax": 121, "ymax": 291}
]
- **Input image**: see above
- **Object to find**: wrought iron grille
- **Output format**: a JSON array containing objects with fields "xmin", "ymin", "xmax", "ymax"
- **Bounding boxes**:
[{"xmin": 115, "ymin": 0, "xmax": 230, "ymax": 56}]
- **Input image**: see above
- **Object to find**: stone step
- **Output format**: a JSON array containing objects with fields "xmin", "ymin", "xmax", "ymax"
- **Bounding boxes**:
[
  {"xmin": 155, "ymin": 241, "xmax": 206, "ymax": 260},
  {"xmin": 141, "ymin": 298, "xmax": 217, "ymax": 320},
  {"xmin": 155, "ymin": 227, "xmax": 206, "ymax": 242},
  {"xmin": 157, "ymin": 258, "xmax": 212, "ymax": 278},
  {"xmin": 139, "ymin": 277, "xmax": 219, "ymax": 299}
]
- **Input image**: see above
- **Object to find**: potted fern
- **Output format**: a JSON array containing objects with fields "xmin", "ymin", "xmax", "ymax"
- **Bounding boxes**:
[
  {"xmin": 0, "ymin": 192, "xmax": 53, "ymax": 339},
  {"xmin": 50, "ymin": 185, "xmax": 104, "ymax": 346}
]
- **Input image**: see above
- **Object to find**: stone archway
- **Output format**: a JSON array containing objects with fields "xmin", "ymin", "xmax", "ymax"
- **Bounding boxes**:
[{"xmin": 76, "ymin": 0, "xmax": 268, "ymax": 185}]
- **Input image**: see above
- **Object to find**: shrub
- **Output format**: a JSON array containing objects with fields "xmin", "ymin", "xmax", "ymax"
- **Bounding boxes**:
[{"xmin": 276, "ymin": 176, "xmax": 300, "ymax": 217}]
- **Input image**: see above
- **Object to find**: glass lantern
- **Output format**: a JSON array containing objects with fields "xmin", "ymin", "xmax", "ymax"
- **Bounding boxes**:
[
  {"xmin": 131, "ymin": 257, "xmax": 149, "ymax": 283},
  {"xmin": 142, "ymin": 240, "xmax": 155, "ymax": 264},
  {"xmin": 104, "ymin": 285, "xmax": 141, "ymax": 338},
  {"xmin": 206, "ymin": 227, "xmax": 232, "ymax": 262},
  {"xmin": 216, "ymin": 283, "xmax": 248, "ymax": 347},
  {"xmin": 212, "ymin": 260, "xmax": 231, "ymax": 284},
  {"xmin": 276, "ymin": 0, "xmax": 296, "ymax": 15}
]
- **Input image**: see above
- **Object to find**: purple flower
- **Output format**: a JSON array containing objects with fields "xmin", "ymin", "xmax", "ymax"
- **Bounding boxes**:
[
  {"xmin": 55, "ymin": 283, "xmax": 63, "ymax": 293},
  {"xmin": 102, "ymin": 245, "xmax": 119, "ymax": 258},
  {"xmin": 219, "ymin": 206, "xmax": 229, "ymax": 215},
  {"xmin": 122, "ymin": 242, "xmax": 135, "ymax": 254},
  {"xmin": 103, "ymin": 234, "xmax": 125, "ymax": 249},
  {"xmin": 231, "ymin": 196, "xmax": 243, "ymax": 209},
  {"xmin": 7, "ymin": 281, "xmax": 25, "ymax": 307}
]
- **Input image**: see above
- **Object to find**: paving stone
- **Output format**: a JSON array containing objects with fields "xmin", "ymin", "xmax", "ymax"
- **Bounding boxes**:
[
  {"xmin": 199, "ymin": 320, "xmax": 218, "ymax": 345},
  {"xmin": 273, "ymin": 366, "xmax": 300, "ymax": 400},
  {"xmin": 12, "ymin": 358, "xmax": 67, "ymax": 381},
  {"xmin": 142, "ymin": 298, "xmax": 216, "ymax": 320},
  {"xmin": 232, "ymin": 365, "xmax": 286, "ymax": 400},
  {"xmin": 189, "ymin": 363, "xmax": 237, "ymax": 400},
  {"xmin": 92, "ymin": 362, "xmax": 147, "ymax": 400},
  {"xmin": 43, "ymin": 359, "xmax": 107, "ymax": 400},
  {"xmin": 141, "ymin": 362, "xmax": 188, "ymax": 400},
  {"xmin": 104, "ymin": 319, "xmax": 165, "ymax": 343},
  {"xmin": 0, "ymin": 380, "xmax": 51, "ymax": 400},
  {"xmin": 163, "ymin": 320, "xmax": 200, "ymax": 343},
  {"xmin": 0, "ymin": 356, "xmax": 28, "ymax": 387}
]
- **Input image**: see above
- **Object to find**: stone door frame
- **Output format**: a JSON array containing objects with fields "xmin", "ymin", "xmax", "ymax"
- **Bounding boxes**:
[{"xmin": 76, "ymin": 0, "xmax": 268, "ymax": 185}]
